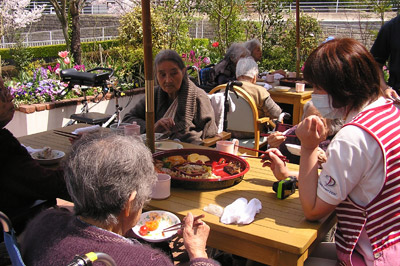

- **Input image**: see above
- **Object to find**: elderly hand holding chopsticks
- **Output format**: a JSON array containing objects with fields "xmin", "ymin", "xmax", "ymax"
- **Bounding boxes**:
[
  {"xmin": 177, "ymin": 213, "xmax": 209, "ymax": 260},
  {"xmin": 266, "ymin": 131, "xmax": 288, "ymax": 148}
]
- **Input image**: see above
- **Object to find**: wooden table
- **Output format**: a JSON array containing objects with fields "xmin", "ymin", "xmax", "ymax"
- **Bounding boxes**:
[
  {"xmin": 147, "ymin": 142, "xmax": 336, "ymax": 266},
  {"xmin": 269, "ymin": 88, "xmax": 313, "ymax": 125},
  {"xmin": 18, "ymin": 127, "xmax": 336, "ymax": 266},
  {"xmin": 18, "ymin": 124, "xmax": 86, "ymax": 154}
]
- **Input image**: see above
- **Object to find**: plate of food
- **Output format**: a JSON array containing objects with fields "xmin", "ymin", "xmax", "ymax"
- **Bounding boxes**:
[
  {"xmin": 153, "ymin": 149, "xmax": 250, "ymax": 190},
  {"xmin": 155, "ymin": 141, "xmax": 183, "ymax": 151},
  {"xmin": 31, "ymin": 147, "xmax": 65, "ymax": 165},
  {"xmin": 273, "ymin": 86, "xmax": 291, "ymax": 92},
  {"xmin": 132, "ymin": 210, "xmax": 180, "ymax": 243}
]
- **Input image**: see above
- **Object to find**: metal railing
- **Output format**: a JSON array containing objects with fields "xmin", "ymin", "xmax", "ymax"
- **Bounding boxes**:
[
  {"xmin": 27, "ymin": 1, "xmax": 398, "ymax": 15},
  {"xmin": 286, "ymin": 1, "xmax": 398, "ymax": 13},
  {"xmin": 0, "ymin": 26, "xmax": 119, "ymax": 48}
]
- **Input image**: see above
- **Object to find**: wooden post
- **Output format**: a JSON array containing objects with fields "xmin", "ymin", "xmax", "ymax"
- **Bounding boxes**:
[
  {"xmin": 141, "ymin": 0, "xmax": 155, "ymax": 153},
  {"xmin": 296, "ymin": 0, "xmax": 300, "ymax": 79}
]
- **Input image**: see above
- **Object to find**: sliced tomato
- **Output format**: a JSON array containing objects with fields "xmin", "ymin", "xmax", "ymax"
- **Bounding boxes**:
[{"xmin": 139, "ymin": 225, "xmax": 148, "ymax": 236}]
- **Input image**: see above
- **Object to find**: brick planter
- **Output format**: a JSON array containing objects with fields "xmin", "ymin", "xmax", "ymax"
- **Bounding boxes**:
[{"xmin": 7, "ymin": 88, "xmax": 145, "ymax": 137}]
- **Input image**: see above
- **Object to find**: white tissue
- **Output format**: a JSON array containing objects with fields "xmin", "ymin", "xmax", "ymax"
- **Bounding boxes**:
[
  {"xmin": 220, "ymin": 197, "xmax": 262, "ymax": 225},
  {"xmin": 274, "ymin": 73, "xmax": 285, "ymax": 80},
  {"xmin": 21, "ymin": 144, "xmax": 45, "ymax": 154},
  {"xmin": 72, "ymin": 125, "xmax": 100, "ymax": 135},
  {"xmin": 264, "ymin": 83, "xmax": 272, "ymax": 90},
  {"xmin": 203, "ymin": 204, "xmax": 224, "ymax": 217}
]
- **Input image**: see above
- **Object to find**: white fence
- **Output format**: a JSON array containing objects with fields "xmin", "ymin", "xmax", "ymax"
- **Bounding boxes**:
[
  {"xmin": 29, "ymin": 1, "xmax": 399, "ymax": 15},
  {"xmin": 0, "ymin": 26, "xmax": 119, "ymax": 49}
]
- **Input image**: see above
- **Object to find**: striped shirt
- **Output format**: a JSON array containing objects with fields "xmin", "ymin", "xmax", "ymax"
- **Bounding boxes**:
[{"xmin": 335, "ymin": 101, "xmax": 400, "ymax": 263}]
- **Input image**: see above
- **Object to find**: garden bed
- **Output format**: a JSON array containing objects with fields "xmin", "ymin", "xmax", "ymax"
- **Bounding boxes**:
[{"xmin": 7, "ymin": 87, "xmax": 144, "ymax": 138}]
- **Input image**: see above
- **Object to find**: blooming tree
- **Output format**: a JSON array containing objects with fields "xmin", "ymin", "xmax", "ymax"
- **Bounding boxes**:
[
  {"xmin": 91, "ymin": 0, "xmax": 139, "ymax": 15},
  {"xmin": 0, "ymin": 0, "xmax": 46, "ymax": 41}
]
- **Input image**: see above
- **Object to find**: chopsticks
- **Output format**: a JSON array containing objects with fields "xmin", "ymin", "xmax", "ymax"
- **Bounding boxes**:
[
  {"xmin": 53, "ymin": 130, "xmax": 79, "ymax": 139},
  {"xmin": 162, "ymin": 214, "xmax": 205, "ymax": 232},
  {"xmin": 261, "ymin": 133, "xmax": 297, "ymax": 138},
  {"xmin": 235, "ymin": 145, "xmax": 289, "ymax": 162}
]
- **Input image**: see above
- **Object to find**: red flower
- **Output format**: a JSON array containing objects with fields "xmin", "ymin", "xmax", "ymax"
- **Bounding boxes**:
[{"xmin": 212, "ymin": 42, "xmax": 219, "ymax": 48}]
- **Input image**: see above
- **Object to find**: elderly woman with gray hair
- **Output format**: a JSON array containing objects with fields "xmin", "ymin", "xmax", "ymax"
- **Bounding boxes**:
[
  {"xmin": 227, "ymin": 56, "xmax": 282, "ymax": 139},
  {"xmin": 123, "ymin": 49, "xmax": 217, "ymax": 144},
  {"xmin": 21, "ymin": 132, "xmax": 220, "ymax": 266},
  {"xmin": 244, "ymin": 39, "xmax": 262, "ymax": 62},
  {"xmin": 214, "ymin": 42, "xmax": 250, "ymax": 85}
]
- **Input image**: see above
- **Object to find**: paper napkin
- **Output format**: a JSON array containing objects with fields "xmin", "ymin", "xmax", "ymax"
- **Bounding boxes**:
[
  {"xmin": 220, "ymin": 197, "xmax": 262, "ymax": 225},
  {"xmin": 71, "ymin": 125, "xmax": 100, "ymax": 135}
]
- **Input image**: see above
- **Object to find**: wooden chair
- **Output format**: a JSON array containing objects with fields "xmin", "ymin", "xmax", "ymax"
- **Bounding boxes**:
[{"xmin": 209, "ymin": 84, "xmax": 275, "ymax": 155}]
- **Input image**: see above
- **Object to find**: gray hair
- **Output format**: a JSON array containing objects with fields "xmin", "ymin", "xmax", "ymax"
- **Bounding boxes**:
[
  {"xmin": 63, "ymin": 131, "xmax": 157, "ymax": 226},
  {"xmin": 244, "ymin": 39, "xmax": 261, "ymax": 55},
  {"xmin": 236, "ymin": 57, "xmax": 259, "ymax": 79},
  {"xmin": 154, "ymin": 49, "xmax": 188, "ymax": 88},
  {"xmin": 327, "ymin": 118, "xmax": 344, "ymax": 136},
  {"xmin": 224, "ymin": 43, "xmax": 251, "ymax": 64}
]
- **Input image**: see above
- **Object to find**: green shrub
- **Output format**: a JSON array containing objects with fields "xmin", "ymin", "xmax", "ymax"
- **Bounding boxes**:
[
  {"xmin": 0, "ymin": 40, "xmax": 119, "ymax": 62},
  {"xmin": 118, "ymin": 7, "xmax": 167, "ymax": 49}
]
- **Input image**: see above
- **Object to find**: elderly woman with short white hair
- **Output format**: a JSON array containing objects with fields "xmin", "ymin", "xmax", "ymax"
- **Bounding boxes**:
[{"xmin": 21, "ymin": 132, "xmax": 220, "ymax": 266}]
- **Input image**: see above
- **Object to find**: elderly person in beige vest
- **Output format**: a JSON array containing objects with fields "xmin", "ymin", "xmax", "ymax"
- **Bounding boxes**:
[{"xmin": 228, "ymin": 56, "xmax": 282, "ymax": 138}]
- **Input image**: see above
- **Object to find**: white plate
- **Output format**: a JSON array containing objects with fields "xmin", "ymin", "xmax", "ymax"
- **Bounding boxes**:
[
  {"xmin": 132, "ymin": 210, "xmax": 180, "ymax": 242},
  {"xmin": 285, "ymin": 144, "xmax": 301, "ymax": 156},
  {"xmin": 155, "ymin": 141, "xmax": 183, "ymax": 151},
  {"xmin": 141, "ymin": 133, "xmax": 166, "ymax": 142},
  {"xmin": 273, "ymin": 86, "xmax": 291, "ymax": 92},
  {"xmin": 31, "ymin": 150, "xmax": 65, "ymax": 165},
  {"xmin": 285, "ymin": 144, "xmax": 324, "ymax": 156}
]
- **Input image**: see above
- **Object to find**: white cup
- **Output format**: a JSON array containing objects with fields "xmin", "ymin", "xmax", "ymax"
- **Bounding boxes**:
[
  {"xmin": 124, "ymin": 124, "xmax": 141, "ymax": 136},
  {"xmin": 288, "ymin": 72, "xmax": 296, "ymax": 78},
  {"xmin": 295, "ymin": 83, "xmax": 305, "ymax": 93},
  {"xmin": 216, "ymin": 139, "xmax": 239, "ymax": 155},
  {"xmin": 266, "ymin": 74, "xmax": 274, "ymax": 83},
  {"xmin": 151, "ymin": 173, "xmax": 171, "ymax": 200}
]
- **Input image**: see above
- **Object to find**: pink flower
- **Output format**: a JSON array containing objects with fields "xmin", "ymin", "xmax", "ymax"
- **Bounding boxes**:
[
  {"xmin": 212, "ymin": 42, "xmax": 219, "ymax": 48},
  {"xmin": 182, "ymin": 53, "xmax": 186, "ymax": 59},
  {"xmin": 203, "ymin": 57, "xmax": 211, "ymax": 65},
  {"xmin": 64, "ymin": 57, "xmax": 71, "ymax": 65},
  {"xmin": 58, "ymin": 51, "xmax": 69, "ymax": 58},
  {"xmin": 190, "ymin": 50, "xmax": 195, "ymax": 58}
]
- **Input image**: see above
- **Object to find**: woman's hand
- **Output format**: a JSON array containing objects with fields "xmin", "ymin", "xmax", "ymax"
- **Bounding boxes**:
[
  {"xmin": 295, "ymin": 115, "xmax": 327, "ymax": 150},
  {"xmin": 261, "ymin": 149, "xmax": 290, "ymax": 180},
  {"xmin": 154, "ymin": 118, "xmax": 175, "ymax": 133},
  {"xmin": 180, "ymin": 212, "xmax": 209, "ymax": 260},
  {"xmin": 267, "ymin": 132, "xmax": 286, "ymax": 148}
]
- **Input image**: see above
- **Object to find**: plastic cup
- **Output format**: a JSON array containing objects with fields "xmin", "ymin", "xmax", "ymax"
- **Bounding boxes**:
[
  {"xmin": 216, "ymin": 139, "xmax": 239, "ymax": 155},
  {"xmin": 295, "ymin": 83, "xmax": 305, "ymax": 93},
  {"xmin": 151, "ymin": 173, "xmax": 171, "ymax": 200},
  {"xmin": 124, "ymin": 124, "xmax": 140, "ymax": 136},
  {"xmin": 110, "ymin": 123, "xmax": 130, "ymax": 134},
  {"xmin": 266, "ymin": 74, "xmax": 274, "ymax": 83}
]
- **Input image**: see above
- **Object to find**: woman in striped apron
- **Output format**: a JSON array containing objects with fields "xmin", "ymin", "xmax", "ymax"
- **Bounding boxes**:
[{"xmin": 263, "ymin": 38, "xmax": 400, "ymax": 266}]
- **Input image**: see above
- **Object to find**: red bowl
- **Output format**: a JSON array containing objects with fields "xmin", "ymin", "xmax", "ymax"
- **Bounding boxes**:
[{"xmin": 153, "ymin": 148, "xmax": 250, "ymax": 190}]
